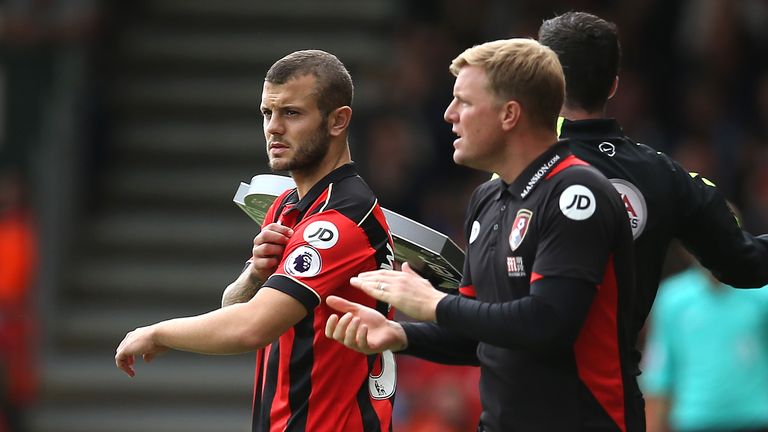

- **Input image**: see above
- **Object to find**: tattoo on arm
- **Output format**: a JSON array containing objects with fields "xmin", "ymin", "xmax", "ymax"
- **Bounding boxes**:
[{"xmin": 221, "ymin": 265, "xmax": 263, "ymax": 307}]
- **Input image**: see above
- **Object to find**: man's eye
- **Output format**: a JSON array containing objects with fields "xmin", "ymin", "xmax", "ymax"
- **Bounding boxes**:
[{"xmin": 286, "ymin": 110, "xmax": 299, "ymax": 116}]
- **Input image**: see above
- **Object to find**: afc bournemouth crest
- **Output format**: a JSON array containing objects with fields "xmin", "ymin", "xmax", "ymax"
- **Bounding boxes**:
[{"xmin": 509, "ymin": 209, "xmax": 533, "ymax": 251}]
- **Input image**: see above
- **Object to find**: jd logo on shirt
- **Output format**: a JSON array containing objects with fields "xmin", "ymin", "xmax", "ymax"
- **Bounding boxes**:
[
  {"xmin": 303, "ymin": 221, "xmax": 339, "ymax": 249},
  {"xmin": 559, "ymin": 185, "xmax": 596, "ymax": 220},
  {"xmin": 566, "ymin": 194, "xmax": 591, "ymax": 210}
]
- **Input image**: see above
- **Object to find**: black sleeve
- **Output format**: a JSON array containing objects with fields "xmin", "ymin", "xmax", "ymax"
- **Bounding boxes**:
[
  {"xmin": 435, "ymin": 277, "xmax": 596, "ymax": 350},
  {"xmin": 673, "ymin": 167, "xmax": 768, "ymax": 287},
  {"xmin": 399, "ymin": 321, "xmax": 480, "ymax": 366}
]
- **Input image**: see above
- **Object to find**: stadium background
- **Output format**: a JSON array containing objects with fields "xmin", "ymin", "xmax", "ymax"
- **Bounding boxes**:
[{"xmin": 0, "ymin": 0, "xmax": 766, "ymax": 430}]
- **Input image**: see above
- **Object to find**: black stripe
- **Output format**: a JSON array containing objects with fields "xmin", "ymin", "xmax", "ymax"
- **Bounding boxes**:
[
  {"xmin": 357, "ymin": 354, "xmax": 382, "ymax": 432},
  {"xmin": 286, "ymin": 313, "xmax": 315, "ymax": 431},
  {"xmin": 257, "ymin": 342, "xmax": 280, "ymax": 432},
  {"xmin": 358, "ymin": 205, "xmax": 393, "ymax": 273}
]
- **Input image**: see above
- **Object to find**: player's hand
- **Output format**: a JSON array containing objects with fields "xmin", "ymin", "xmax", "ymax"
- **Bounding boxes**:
[
  {"xmin": 350, "ymin": 262, "xmax": 446, "ymax": 322},
  {"xmin": 250, "ymin": 223, "xmax": 294, "ymax": 282},
  {"xmin": 325, "ymin": 296, "xmax": 407, "ymax": 354},
  {"xmin": 115, "ymin": 326, "xmax": 169, "ymax": 377}
]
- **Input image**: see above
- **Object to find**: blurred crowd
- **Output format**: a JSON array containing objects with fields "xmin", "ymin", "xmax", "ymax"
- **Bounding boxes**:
[{"xmin": 1, "ymin": 0, "xmax": 767, "ymax": 430}]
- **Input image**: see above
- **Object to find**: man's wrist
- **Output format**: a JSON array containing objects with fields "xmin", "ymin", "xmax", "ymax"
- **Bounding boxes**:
[
  {"xmin": 147, "ymin": 323, "xmax": 163, "ymax": 346},
  {"xmin": 425, "ymin": 292, "xmax": 448, "ymax": 322},
  {"xmin": 389, "ymin": 321, "xmax": 409, "ymax": 352}
]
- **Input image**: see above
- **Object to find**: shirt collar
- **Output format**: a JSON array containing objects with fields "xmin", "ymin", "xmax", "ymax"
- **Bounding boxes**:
[
  {"xmin": 290, "ymin": 162, "xmax": 360, "ymax": 212},
  {"xmin": 501, "ymin": 140, "xmax": 572, "ymax": 200},
  {"xmin": 559, "ymin": 118, "xmax": 625, "ymax": 140}
]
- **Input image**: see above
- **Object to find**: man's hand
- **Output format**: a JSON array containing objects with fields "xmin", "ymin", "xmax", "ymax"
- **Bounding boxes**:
[
  {"xmin": 325, "ymin": 296, "xmax": 408, "ymax": 354},
  {"xmin": 250, "ymin": 223, "xmax": 293, "ymax": 282},
  {"xmin": 115, "ymin": 326, "xmax": 169, "ymax": 377},
  {"xmin": 349, "ymin": 262, "xmax": 447, "ymax": 322}
]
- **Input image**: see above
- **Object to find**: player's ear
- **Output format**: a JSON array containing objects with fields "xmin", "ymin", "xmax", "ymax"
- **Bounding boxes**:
[
  {"xmin": 608, "ymin": 76, "xmax": 619, "ymax": 100},
  {"xmin": 500, "ymin": 100, "xmax": 521, "ymax": 131},
  {"xmin": 327, "ymin": 106, "xmax": 352, "ymax": 137}
]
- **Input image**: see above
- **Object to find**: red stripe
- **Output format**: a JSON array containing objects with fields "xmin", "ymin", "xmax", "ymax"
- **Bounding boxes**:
[
  {"xmin": 458, "ymin": 285, "xmax": 477, "ymax": 298},
  {"xmin": 261, "ymin": 345, "xmax": 271, "ymax": 395},
  {"xmin": 573, "ymin": 255, "xmax": 627, "ymax": 432},
  {"xmin": 529, "ymin": 272, "xmax": 544, "ymax": 284},
  {"xmin": 545, "ymin": 155, "xmax": 590, "ymax": 179}
]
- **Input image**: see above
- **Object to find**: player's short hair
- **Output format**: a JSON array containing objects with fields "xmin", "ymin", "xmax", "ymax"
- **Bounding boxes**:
[
  {"xmin": 265, "ymin": 49, "xmax": 354, "ymax": 117},
  {"xmin": 450, "ymin": 38, "xmax": 564, "ymax": 130},
  {"xmin": 538, "ymin": 12, "xmax": 621, "ymax": 113}
]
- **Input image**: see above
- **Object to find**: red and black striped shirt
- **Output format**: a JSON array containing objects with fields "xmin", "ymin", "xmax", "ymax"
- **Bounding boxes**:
[{"xmin": 253, "ymin": 163, "xmax": 395, "ymax": 432}]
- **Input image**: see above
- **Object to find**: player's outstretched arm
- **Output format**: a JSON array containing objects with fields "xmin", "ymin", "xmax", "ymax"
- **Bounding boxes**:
[
  {"xmin": 325, "ymin": 296, "xmax": 408, "ymax": 354},
  {"xmin": 117, "ymin": 287, "xmax": 306, "ymax": 377}
]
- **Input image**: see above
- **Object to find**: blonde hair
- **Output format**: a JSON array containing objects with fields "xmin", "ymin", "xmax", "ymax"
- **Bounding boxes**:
[{"xmin": 450, "ymin": 38, "xmax": 565, "ymax": 129}]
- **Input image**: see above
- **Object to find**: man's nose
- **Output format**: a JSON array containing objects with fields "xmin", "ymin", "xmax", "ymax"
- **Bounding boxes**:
[
  {"xmin": 443, "ymin": 99, "xmax": 458, "ymax": 123},
  {"xmin": 265, "ymin": 115, "xmax": 284, "ymax": 135}
]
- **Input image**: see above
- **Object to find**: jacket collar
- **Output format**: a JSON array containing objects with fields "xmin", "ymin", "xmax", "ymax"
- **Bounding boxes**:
[{"xmin": 560, "ymin": 118, "xmax": 625, "ymax": 140}]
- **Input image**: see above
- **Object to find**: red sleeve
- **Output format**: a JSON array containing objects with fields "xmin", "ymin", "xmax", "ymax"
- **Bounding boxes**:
[{"xmin": 264, "ymin": 210, "xmax": 378, "ymax": 311}]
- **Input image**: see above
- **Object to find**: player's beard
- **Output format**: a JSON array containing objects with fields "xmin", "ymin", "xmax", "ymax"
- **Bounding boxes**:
[{"xmin": 268, "ymin": 122, "xmax": 332, "ymax": 173}]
